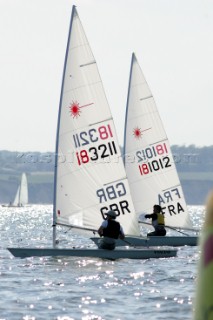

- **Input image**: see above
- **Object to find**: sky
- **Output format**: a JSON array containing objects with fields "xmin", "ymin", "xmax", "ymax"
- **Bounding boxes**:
[{"xmin": 1, "ymin": 0, "xmax": 213, "ymax": 152}]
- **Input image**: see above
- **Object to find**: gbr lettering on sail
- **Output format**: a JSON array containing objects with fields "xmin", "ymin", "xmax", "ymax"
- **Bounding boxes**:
[{"xmin": 96, "ymin": 182, "xmax": 130, "ymax": 219}]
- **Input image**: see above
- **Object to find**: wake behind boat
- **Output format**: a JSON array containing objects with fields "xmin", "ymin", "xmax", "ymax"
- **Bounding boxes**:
[
  {"xmin": 7, "ymin": 7, "xmax": 177, "ymax": 260},
  {"xmin": 120, "ymin": 53, "xmax": 198, "ymax": 247}
]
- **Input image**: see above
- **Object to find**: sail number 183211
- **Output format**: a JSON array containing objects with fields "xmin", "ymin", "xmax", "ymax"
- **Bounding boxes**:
[
  {"xmin": 76, "ymin": 141, "xmax": 117, "ymax": 165},
  {"xmin": 73, "ymin": 124, "xmax": 118, "ymax": 165},
  {"xmin": 73, "ymin": 125, "xmax": 113, "ymax": 148}
]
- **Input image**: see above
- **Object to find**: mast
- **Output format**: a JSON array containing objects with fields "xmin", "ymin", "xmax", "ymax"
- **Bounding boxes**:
[
  {"xmin": 123, "ymin": 52, "xmax": 135, "ymax": 165},
  {"xmin": 52, "ymin": 6, "xmax": 77, "ymax": 247}
]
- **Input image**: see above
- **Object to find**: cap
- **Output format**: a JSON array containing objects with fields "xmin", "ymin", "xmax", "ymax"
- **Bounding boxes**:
[
  {"xmin": 154, "ymin": 204, "xmax": 162, "ymax": 212},
  {"xmin": 106, "ymin": 210, "xmax": 116, "ymax": 219}
]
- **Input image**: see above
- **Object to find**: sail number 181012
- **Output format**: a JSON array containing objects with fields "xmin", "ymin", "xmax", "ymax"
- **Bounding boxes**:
[{"xmin": 136, "ymin": 143, "xmax": 172, "ymax": 176}]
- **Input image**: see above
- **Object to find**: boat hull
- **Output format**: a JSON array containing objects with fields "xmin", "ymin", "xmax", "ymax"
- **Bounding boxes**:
[
  {"xmin": 7, "ymin": 247, "xmax": 177, "ymax": 260},
  {"xmin": 1, "ymin": 205, "xmax": 25, "ymax": 208},
  {"xmin": 91, "ymin": 235, "xmax": 198, "ymax": 247}
]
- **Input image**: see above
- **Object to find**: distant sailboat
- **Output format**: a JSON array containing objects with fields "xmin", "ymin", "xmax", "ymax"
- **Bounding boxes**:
[
  {"xmin": 12, "ymin": 173, "xmax": 28, "ymax": 207},
  {"xmin": 8, "ymin": 7, "xmax": 177, "ymax": 259},
  {"xmin": 122, "ymin": 53, "xmax": 198, "ymax": 246},
  {"xmin": 2, "ymin": 173, "xmax": 28, "ymax": 207}
]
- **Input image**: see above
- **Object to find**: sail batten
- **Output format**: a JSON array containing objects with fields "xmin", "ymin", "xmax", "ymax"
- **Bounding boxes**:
[
  {"xmin": 80, "ymin": 61, "xmax": 96, "ymax": 67},
  {"xmin": 140, "ymin": 95, "xmax": 153, "ymax": 101}
]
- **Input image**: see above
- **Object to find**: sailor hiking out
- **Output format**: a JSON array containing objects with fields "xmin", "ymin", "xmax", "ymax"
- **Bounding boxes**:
[
  {"xmin": 98, "ymin": 210, "xmax": 125, "ymax": 250},
  {"xmin": 145, "ymin": 204, "xmax": 166, "ymax": 236}
]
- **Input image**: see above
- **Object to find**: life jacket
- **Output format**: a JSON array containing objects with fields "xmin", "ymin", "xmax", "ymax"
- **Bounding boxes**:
[
  {"xmin": 102, "ymin": 220, "xmax": 121, "ymax": 239},
  {"xmin": 157, "ymin": 212, "xmax": 165, "ymax": 226}
]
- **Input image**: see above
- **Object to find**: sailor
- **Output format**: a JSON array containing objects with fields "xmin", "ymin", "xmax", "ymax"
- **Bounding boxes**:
[
  {"xmin": 98, "ymin": 210, "xmax": 125, "ymax": 250},
  {"xmin": 144, "ymin": 204, "xmax": 166, "ymax": 236}
]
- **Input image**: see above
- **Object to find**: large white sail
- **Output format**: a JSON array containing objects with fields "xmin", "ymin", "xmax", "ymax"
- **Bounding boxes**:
[
  {"xmin": 53, "ymin": 7, "xmax": 140, "ymax": 237},
  {"xmin": 124, "ymin": 53, "xmax": 192, "ymax": 228}
]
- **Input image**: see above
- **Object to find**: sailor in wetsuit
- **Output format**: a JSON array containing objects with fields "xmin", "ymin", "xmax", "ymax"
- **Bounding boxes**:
[
  {"xmin": 98, "ymin": 210, "xmax": 125, "ymax": 250},
  {"xmin": 145, "ymin": 204, "xmax": 166, "ymax": 236}
]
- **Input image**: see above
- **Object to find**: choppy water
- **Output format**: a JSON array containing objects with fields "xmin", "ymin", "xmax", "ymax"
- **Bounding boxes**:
[{"xmin": 0, "ymin": 205, "xmax": 204, "ymax": 320}]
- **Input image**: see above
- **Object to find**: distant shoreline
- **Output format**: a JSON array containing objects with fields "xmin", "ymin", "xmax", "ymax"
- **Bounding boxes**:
[{"xmin": 0, "ymin": 146, "xmax": 212, "ymax": 205}]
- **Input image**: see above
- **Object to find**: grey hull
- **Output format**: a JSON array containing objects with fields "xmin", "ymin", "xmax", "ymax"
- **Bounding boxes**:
[
  {"xmin": 7, "ymin": 247, "xmax": 177, "ymax": 260},
  {"xmin": 91, "ymin": 235, "xmax": 198, "ymax": 247}
]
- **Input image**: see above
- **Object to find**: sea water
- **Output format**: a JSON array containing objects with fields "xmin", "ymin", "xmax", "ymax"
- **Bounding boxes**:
[{"xmin": 0, "ymin": 205, "xmax": 204, "ymax": 320}]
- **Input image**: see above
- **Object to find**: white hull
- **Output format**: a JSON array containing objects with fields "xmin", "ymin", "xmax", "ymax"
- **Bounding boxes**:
[
  {"xmin": 2, "ymin": 205, "xmax": 25, "ymax": 208},
  {"xmin": 91, "ymin": 235, "xmax": 198, "ymax": 247},
  {"xmin": 7, "ymin": 247, "xmax": 177, "ymax": 260}
]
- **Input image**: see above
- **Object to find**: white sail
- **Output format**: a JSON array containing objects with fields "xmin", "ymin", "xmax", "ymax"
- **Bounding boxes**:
[
  {"xmin": 12, "ymin": 173, "xmax": 28, "ymax": 206},
  {"xmin": 124, "ymin": 53, "xmax": 192, "ymax": 229},
  {"xmin": 53, "ymin": 7, "xmax": 140, "ymax": 237},
  {"xmin": 19, "ymin": 173, "xmax": 28, "ymax": 205},
  {"xmin": 12, "ymin": 186, "xmax": 20, "ymax": 206}
]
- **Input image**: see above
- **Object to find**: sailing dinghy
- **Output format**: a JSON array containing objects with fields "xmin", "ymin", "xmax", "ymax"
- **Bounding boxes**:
[
  {"xmin": 7, "ymin": 7, "xmax": 177, "ymax": 260},
  {"xmin": 121, "ymin": 53, "xmax": 198, "ymax": 246},
  {"xmin": 2, "ymin": 173, "xmax": 28, "ymax": 207}
]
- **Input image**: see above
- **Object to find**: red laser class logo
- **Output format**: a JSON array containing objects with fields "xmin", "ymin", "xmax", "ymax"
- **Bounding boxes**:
[
  {"xmin": 133, "ymin": 127, "xmax": 142, "ymax": 139},
  {"xmin": 69, "ymin": 101, "xmax": 94, "ymax": 118},
  {"xmin": 133, "ymin": 127, "xmax": 152, "ymax": 139}
]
